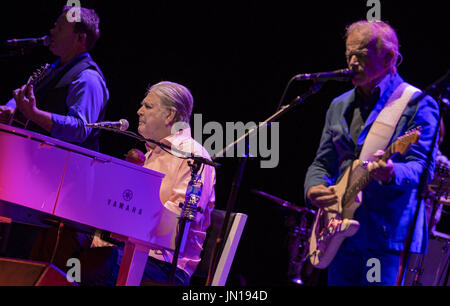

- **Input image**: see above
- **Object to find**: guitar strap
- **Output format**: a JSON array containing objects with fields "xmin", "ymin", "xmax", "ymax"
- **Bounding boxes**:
[{"xmin": 359, "ymin": 82, "xmax": 421, "ymax": 162}]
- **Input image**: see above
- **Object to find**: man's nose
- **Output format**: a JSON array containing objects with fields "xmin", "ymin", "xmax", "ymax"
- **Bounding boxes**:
[{"xmin": 348, "ymin": 54, "xmax": 359, "ymax": 67}]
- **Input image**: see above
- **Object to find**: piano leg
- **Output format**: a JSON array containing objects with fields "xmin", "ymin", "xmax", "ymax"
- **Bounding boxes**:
[{"xmin": 115, "ymin": 239, "xmax": 150, "ymax": 286}]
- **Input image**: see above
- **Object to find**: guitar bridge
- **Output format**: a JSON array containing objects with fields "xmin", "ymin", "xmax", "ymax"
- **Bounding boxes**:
[{"xmin": 318, "ymin": 217, "xmax": 343, "ymax": 240}]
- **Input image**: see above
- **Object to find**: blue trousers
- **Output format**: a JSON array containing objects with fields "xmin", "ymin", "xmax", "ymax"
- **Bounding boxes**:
[
  {"xmin": 328, "ymin": 239, "xmax": 404, "ymax": 286},
  {"xmin": 79, "ymin": 246, "xmax": 190, "ymax": 286}
]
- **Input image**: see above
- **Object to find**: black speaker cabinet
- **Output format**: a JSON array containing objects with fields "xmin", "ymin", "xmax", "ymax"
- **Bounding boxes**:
[{"xmin": 0, "ymin": 257, "xmax": 77, "ymax": 286}]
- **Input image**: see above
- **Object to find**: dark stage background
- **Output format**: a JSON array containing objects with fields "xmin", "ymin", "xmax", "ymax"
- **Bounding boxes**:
[{"xmin": 1, "ymin": 1, "xmax": 449, "ymax": 286}]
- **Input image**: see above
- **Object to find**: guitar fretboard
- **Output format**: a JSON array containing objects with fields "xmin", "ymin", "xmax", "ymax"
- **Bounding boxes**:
[{"xmin": 342, "ymin": 164, "xmax": 371, "ymax": 206}]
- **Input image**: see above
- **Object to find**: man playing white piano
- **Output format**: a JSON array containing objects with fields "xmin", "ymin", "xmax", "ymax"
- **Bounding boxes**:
[{"xmin": 81, "ymin": 81, "xmax": 216, "ymax": 285}]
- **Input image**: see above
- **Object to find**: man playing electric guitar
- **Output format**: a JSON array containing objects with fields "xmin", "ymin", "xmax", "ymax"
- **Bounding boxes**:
[{"xmin": 304, "ymin": 20, "xmax": 440, "ymax": 286}]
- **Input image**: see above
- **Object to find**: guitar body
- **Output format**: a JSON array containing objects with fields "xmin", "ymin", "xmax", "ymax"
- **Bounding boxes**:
[
  {"xmin": 308, "ymin": 160, "xmax": 363, "ymax": 269},
  {"xmin": 308, "ymin": 128, "xmax": 421, "ymax": 269}
]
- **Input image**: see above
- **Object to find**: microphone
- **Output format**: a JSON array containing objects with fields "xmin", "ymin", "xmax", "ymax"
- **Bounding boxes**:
[
  {"xmin": 294, "ymin": 68, "xmax": 354, "ymax": 82},
  {"xmin": 5, "ymin": 35, "xmax": 50, "ymax": 47},
  {"xmin": 86, "ymin": 119, "xmax": 129, "ymax": 131}
]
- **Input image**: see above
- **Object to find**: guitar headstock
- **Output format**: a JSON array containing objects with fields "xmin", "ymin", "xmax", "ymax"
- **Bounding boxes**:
[
  {"xmin": 26, "ymin": 63, "xmax": 51, "ymax": 87},
  {"xmin": 392, "ymin": 126, "xmax": 422, "ymax": 155}
]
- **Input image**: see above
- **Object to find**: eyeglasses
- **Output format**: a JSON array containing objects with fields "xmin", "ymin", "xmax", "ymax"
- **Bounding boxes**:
[{"xmin": 345, "ymin": 49, "xmax": 369, "ymax": 63}]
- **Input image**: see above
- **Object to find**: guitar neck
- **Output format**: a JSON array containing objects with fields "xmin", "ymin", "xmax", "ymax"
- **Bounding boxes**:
[
  {"xmin": 7, "ymin": 64, "xmax": 50, "ymax": 129},
  {"xmin": 379, "ymin": 144, "xmax": 395, "ymax": 162},
  {"xmin": 342, "ymin": 163, "xmax": 371, "ymax": 206},
  {"xmin": 342, "ymin": 129, "xmax": 420, "ymax": 207},
  {"xmin": 349, "ymin": 144, "xmax": 396, "ymax": 194}
]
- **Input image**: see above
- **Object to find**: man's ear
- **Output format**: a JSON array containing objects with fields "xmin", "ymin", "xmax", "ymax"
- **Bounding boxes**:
[
  {"xmin": 78, "ymin": 33, "xmax": 87, "ymax": 47},
  {"xmin": 165, "ymin": 108, "xmax": 177, "ymax": 126},
  {"xmin": 383, "ymin": 50, "xmax": 395, "ymax": 70}
]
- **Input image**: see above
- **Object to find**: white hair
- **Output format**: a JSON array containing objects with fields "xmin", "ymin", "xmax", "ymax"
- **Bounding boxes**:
[
  {"xmin": 346, "ymin": 20, "xmax": 402, "ymax": 73},
  {"xmin": 147, "ymin": 81, "xmax": 193, "ymax": 124}
]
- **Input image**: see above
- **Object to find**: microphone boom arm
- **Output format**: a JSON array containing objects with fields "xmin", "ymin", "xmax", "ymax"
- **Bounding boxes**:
[
  {"xmin": 213, "ymin": 81, "xmax": 325, "ymax": 159},
  {"xmin": 96, "ymin": 126, "xmax": 220, "ymax": 168}
]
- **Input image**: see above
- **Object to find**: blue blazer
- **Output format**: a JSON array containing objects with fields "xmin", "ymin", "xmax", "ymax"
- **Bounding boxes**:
[{"xmin": 304, "ymin": 73, "xmax": 440, "ymax": 253}]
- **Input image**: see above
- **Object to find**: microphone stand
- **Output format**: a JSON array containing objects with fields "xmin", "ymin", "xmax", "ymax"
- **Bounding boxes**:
[
  {"xmin": 395, "ymin": 68, "xmax": 449, "ymax": 286},
  {"xmin": 168, "ymin": 159, "xmax": 203, "ymax": 283},
  {"xmin": 205, "ymin": 81, "xmax": 325, "ymax": 285}
]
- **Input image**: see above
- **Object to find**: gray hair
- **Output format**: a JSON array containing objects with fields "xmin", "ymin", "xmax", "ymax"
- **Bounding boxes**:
[
  {"xmin": 345, "ymin": 20, "xmax": 401, "ymax": 74},
  {"xmin": 147, "ymin": 81, "xmax": 193, "ymax": 124}
]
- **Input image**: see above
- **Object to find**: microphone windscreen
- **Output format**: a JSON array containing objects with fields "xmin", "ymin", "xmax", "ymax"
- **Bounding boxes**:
[{"xmin": 119, "ymin": 119, "xmax": 129, "ymax": 131}]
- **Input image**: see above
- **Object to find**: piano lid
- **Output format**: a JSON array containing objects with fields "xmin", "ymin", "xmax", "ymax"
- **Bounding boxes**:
[{"xmin": 0, "ymin": 122, "xmax": 165, "ymax": 177}]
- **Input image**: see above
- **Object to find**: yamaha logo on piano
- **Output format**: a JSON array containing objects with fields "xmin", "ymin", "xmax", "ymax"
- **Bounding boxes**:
[
  {"xmin": 123, "ymin": 189, "xmax": 133, "ymax": 201},
  {"xmin": 107, "ymin": 198, "xmax": 143, "ymax": 215}
]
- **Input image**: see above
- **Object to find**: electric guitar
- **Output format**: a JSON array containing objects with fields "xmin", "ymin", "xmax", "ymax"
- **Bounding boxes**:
[
  {"xmin": 8, "ymin": 63, "xmax": 51, "ymax": 129},
  {"xmin": 308, "ymin": 127, "xmax": 422, "ymax": 269}
]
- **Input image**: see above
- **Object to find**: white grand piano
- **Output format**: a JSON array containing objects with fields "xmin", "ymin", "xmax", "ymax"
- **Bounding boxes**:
[{"xmin": 0, "ymin": 122, "xmax": 181, "ymax": 286}]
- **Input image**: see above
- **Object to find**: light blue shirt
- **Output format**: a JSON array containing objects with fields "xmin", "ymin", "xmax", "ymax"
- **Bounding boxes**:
[{"xmin": 6, "ymin": 53, "xmax": 109, "ymax": 147}]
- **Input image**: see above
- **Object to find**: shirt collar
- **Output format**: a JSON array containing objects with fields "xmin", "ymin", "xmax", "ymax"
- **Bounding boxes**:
[
  {"xmin": 51, "ymin": 52, "xmax": 90, "ymax": 70},
  {"xmin": 358, "ymin": 73, "xmax": 395, "ymax": 98},
  {"xmin": 164, "ymin": 127, "xmax": 192, "ymax": 146},
  {"xmin": 355, "ymin": 73, "xmax": 396, "ymax": 107},
  {"xmin": 375, "ymin": 72, "xmax": 395, "ymax": 99},
  {"xmin": 145, "ymin": 127, "xmax": 192, "ymax": 152}
]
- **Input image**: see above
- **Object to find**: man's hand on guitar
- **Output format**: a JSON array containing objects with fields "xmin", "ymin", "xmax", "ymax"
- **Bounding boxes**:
[
  {"xmin": 307, "ymin": 185, "xmax": 338, "ymax": 208},
  {"xmin": 0, "ymin": 105, "xmax": 14, "ymax": 123},
  {"xmin": 367, "ymin": 150, "xmax": 395, "ymax": 184},
  {"xmin": 13, "ymin": 84, "xmax": 37, "ymax": 121}
]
